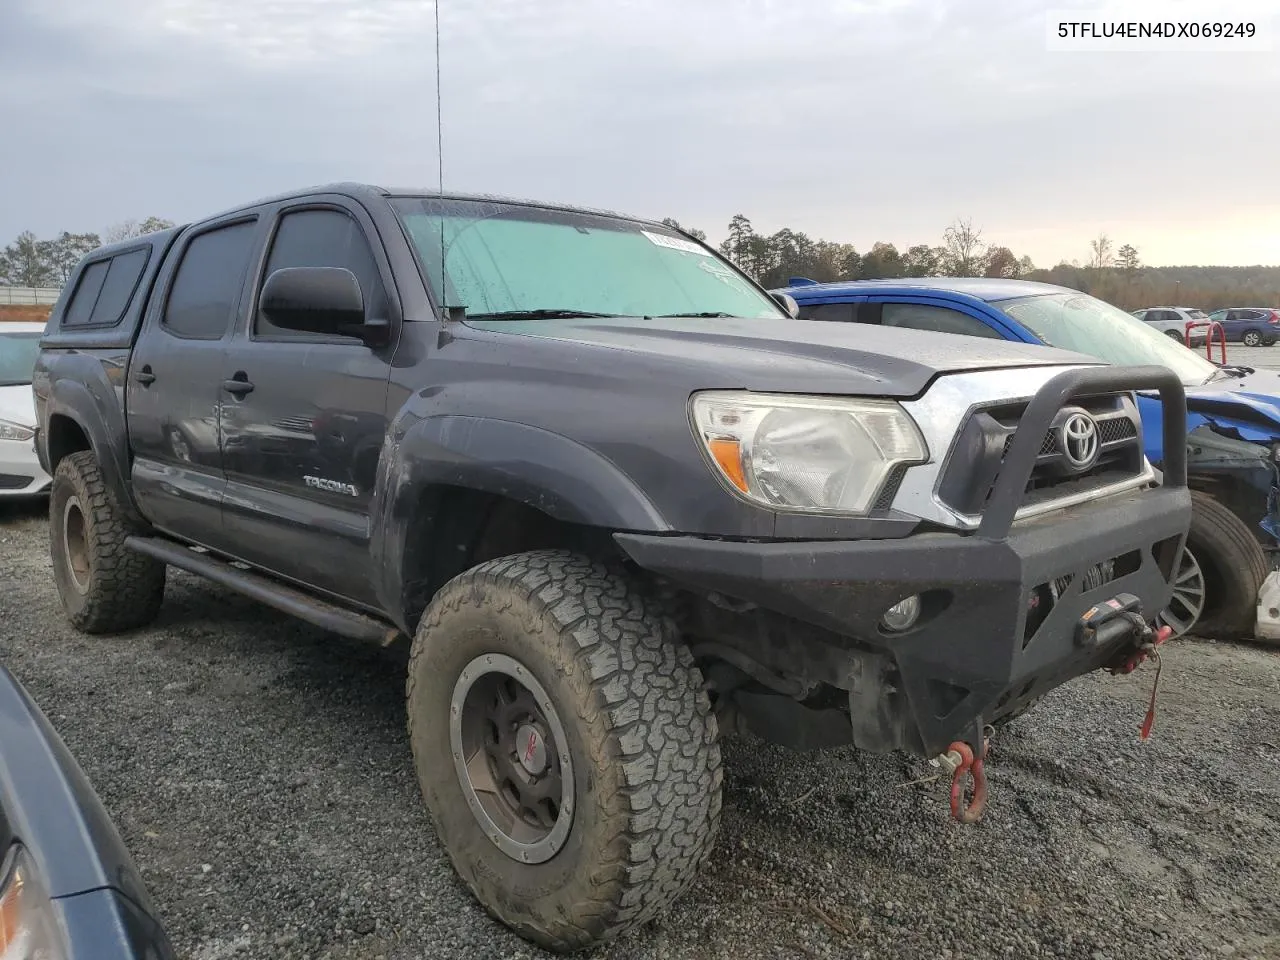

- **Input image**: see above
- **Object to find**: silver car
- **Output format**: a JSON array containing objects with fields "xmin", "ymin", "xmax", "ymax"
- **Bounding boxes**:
[
  {"xmin": 1131, "ymin": 306, "xmax": 1211, "ymax": 345},
  {"xmin": 0, "ymin": 322, "xmax": 52, "ymax": 497}
]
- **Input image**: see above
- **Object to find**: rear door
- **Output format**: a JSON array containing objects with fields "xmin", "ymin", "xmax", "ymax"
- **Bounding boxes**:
[
  {"xmin": 126, "ymin": 215, "xmax": 262, "ymax": 545},
  {"xmin": 216, "ymin": 199, "xmax": 400, "ymax": 606}
]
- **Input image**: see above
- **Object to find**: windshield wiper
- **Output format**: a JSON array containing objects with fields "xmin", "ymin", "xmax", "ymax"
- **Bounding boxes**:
[
  {"xmin": 647, "ymin": 311, "xmax": 737, "ymax": 319},
  {"xmin": 466, "ymin": 309, "xmax": 625, "ymax": 321}
]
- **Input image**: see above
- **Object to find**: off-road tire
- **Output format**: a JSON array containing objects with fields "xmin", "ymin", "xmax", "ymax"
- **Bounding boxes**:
[
  {"xmin": 49, "ymin": 451, "xmax": 165, "ymax": 633},
  {"xmin": 406, "ymin": 550, "xmax": 722, "ymax": 952},
  {"xmin": 1186, "ymin": 491, "xmax": 1267, "ymax": 640}
]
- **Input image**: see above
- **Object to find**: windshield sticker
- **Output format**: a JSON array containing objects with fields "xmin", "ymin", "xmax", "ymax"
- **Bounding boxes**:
[
  {"xmin": 641, "ymin": 230, "xmax": 714, "ymax": 257},
  {"xmin": 697, "ymin": 258, "xmax": 750, "ymax": 290}
]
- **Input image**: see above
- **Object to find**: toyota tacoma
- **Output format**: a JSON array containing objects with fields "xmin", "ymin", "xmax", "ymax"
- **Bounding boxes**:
[{"xmin": 33, "ymin": 183, "xmax": 1190, "ymax": 952}]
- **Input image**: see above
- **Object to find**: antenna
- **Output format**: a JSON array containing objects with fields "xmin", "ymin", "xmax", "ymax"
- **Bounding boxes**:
[{"xmin": 435, "ymin": 0, "xmax": 450, "ymax": 313}]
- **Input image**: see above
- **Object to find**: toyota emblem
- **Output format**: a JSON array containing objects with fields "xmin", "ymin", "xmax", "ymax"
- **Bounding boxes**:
[{"xmin": 1060, "ymin": 412, "xmax": 1099, "ymax": 470}]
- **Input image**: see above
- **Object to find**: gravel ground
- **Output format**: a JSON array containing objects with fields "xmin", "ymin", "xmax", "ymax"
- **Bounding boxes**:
[{"xmin": 2, "ymin": 500, "xmax": 1279, "ymax": 960}]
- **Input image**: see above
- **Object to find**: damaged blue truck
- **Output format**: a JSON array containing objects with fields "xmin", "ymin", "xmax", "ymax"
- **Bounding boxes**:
[{"xmin": 777, "ymin": 277, "xmax": 1280, "ymax": 642}]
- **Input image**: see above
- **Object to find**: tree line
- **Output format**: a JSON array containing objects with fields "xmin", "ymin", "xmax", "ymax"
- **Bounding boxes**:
[
  {"xmin": 5, "ymin": 214, "xmax": 1277, "ymax": 312},
  {"xmin": 663, "ymin": 215, "xmax": 1280, "ymax": 311},
  {"xmin": 0, "ymin": 218, "xmax": 174, "ymax": 287}
]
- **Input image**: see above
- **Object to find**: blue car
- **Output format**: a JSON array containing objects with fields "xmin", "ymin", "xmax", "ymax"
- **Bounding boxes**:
[
  {"xmin": 1205, "ymin": 307, "xmax": 1280, "ymax": 347},
  {"xmin": 776, "ymin": 277, "xmax": 1280, "ymax": 640}
]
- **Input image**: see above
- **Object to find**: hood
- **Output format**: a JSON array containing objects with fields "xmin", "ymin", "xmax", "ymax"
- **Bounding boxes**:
[
  {"xmin": 0, "ymin": 383, "xmax": 36, "ymax": 428},
  {"xmin": 463, "ymin": 316, "xmax": 1099, "ymax": 398},
  {"xmin": 1184, "ymin": 368, "xmax": 1280, "ymax": 439}
]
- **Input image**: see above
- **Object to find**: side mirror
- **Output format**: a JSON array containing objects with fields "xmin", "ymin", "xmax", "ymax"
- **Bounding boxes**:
[
  {"xmin": 771, "ymin": 291, "xmax": 800, "ymax": 318},
  {"xmin": 261, "ymin": 267, "xmax": 380, "ymax": 341}
]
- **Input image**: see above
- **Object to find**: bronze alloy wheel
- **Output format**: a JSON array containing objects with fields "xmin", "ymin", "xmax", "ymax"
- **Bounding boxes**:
[{"xmin": 449, "ymin": 653, "xmax": 575, "ymax": 864}]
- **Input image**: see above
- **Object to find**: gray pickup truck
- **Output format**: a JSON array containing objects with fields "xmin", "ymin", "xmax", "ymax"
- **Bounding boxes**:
[{"xmin": 33, "ymin": 183, "xmax": 1190, "ymax": 951}]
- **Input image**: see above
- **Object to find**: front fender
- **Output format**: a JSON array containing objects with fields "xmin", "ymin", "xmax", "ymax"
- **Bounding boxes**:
[
  {"xmin": 370, "ymin": 415, "xmax": 669, "ymax": 626},
  {"xmin": 41, "ymin": 361, "xmax": 141, "ymax": 525}
]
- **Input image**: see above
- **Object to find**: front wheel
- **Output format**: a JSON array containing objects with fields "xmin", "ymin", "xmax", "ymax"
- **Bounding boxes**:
[
  {"xmin": 407, "ymin": 551, "xmax": 722, "ymax": 952},
  {"xmin": 1159, "ymin": 492, "xmax": 1267, "ymax": 639},
  {"xmin": 1164, "ymin": 330, "xmax": 1184, "ymax": 342},
  {"xmin": 1243, "ymin": 330, "xmax": 1262, "ymax": 347}
]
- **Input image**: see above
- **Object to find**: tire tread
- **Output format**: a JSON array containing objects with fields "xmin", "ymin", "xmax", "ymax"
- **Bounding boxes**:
[
  {"xmin": 407, "ymin": 549, "xmax": 721, "ymax": 951},
  {"xmin": 51, "ymin": 451, "xmax": 165, "ymax": 633}
]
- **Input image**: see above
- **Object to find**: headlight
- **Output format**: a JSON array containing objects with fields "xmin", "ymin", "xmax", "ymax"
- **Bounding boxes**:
[
  {"xmin": 0, "ymin": 420, "xmax": 35, "ymax": 443},
  {"xmin": 0, "ymin": 846, "xmax": 67, "ymax": 959},
  {"xmin": 690, "ymin": 391, "xmax": 927, "ymax": 513}
]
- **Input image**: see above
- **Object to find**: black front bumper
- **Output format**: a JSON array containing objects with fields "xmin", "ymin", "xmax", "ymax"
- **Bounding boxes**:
[{"xmin": 617, "ymin": 366, "xmax": 1193, "ymax": 757}]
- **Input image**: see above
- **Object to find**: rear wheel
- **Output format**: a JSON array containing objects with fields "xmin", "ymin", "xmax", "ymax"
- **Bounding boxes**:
[
  {"xmin": 49, "ymin": 451, "xmax": 165, "ymax": 633},
  {"xmin": 407, "ymin": 550, "xmax": 722, "ymax": 952},
  {"xmin": 1159, "ymin": 492, "xmax": 1267, "ymax": 640},
  {"xmin": 1243, "ymin": 330, "xmax": 1263, "ymax": 347},
  {"xmin": 1164, "ymin": 330, "xmax": 1184, "ymax": 342}
]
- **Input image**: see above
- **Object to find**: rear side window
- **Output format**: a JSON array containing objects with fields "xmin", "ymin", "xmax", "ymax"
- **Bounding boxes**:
[
  {"xmin": 256, "ymin": 208, "xmax": 387, "ymax": 339},
  {"xmin": 797, "ymin": 302, "xmax": 857, "ymax": 324},
  {"xmin": 61, "ymin": 248, "xmax": 151, "ymax": 328},
  {"xmin": 63, "ymin": 260, "xmax": 110, "ymax": 326},
  {"xmin": 881, "ymin": 303, "xmax": 1003, "ymax": 339},
  {"xmin": 163, "ymin": 221, "xmax": 257, "ymax": 340}
]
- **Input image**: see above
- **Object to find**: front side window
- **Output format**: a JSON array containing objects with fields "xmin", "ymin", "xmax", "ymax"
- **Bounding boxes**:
[
  {"xmin": 0, "ymin": 332, "xmax": 41, "ymax": 386},
  {"xmin": 997, "ymin": 292, "xmax": 1218, "ymax": 386},
  {"xmin": 391, "ymin": 198, "xmax": 782, "ymax": 321},
  {"xmin": 162, "ymin": 221, "xmax": 257, "ymax": 340},
  {"xmin": 257, "ymin": 208, "xmax": 388, "ymax": 338}
]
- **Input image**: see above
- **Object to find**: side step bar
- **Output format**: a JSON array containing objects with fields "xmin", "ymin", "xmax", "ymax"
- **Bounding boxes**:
[{"xmin": 125, "ymin": 536, "xmax": 402, "ymax": 646}]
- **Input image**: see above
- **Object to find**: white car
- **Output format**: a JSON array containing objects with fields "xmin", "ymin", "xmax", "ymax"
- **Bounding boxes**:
[
  {"xmin": 1131, "ymin": 306, "xmax": 1211, "ymax": 344},
  {"xmin": 0, "ymin": 322, "xmax": 52, "ymax": 497}
]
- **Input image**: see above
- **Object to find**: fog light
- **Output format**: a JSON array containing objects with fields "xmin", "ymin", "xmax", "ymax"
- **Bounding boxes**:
[{"xmin": 880, "ymin": 595, "xmax": 921, "ymax": 632}]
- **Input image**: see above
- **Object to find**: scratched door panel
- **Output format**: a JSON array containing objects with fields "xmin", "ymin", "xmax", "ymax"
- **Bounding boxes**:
[
  {"xmin": 217, "ymin": 205, "xmax": 397, "ymax": 606},
  {"xmin": 218, "ymin": 337, "xmax": 392, "ymax": 605}
]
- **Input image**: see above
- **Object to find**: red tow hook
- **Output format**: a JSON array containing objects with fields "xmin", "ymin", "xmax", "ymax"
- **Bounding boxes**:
[
  {"xmin": 1107, "ymin": 623, "xmax": 1173, "ymax": 740},
  {"xmin": 942, "ymin": 740, "xmax": 988, "ymax": 824}
]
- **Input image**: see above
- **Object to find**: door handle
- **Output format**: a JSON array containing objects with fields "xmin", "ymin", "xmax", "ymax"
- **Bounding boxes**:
[
  {"xmin": 222, "ymin": 377, "xmax": 254, "ymax": 398},
  {"xmin": 133, "ymin": 366, "xmax": 156, "ymax": 386}
]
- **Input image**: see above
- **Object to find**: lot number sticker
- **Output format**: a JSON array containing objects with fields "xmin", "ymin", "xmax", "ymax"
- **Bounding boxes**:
[{"xmin": 642, "ymin": 230, "xmax": 713, "ymax": 256}]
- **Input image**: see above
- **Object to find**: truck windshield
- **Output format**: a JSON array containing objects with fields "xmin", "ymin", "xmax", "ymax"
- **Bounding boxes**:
[
  {"xmin": 996, "ymin": 292, "xmax": 1220, "ymax": 386},
  {"xmin": 391, "ymin": 197, "xmax": 782, "ymax": 321},
  {"xmin": 0, "ymin": 331, "xmax": 42, "ymax": 386}
]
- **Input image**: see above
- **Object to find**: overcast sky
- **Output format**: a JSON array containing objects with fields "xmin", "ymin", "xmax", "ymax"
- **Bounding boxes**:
[{"xmin": 1, "ymin": 0, "xmax": 1276, "ymax": 266}]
